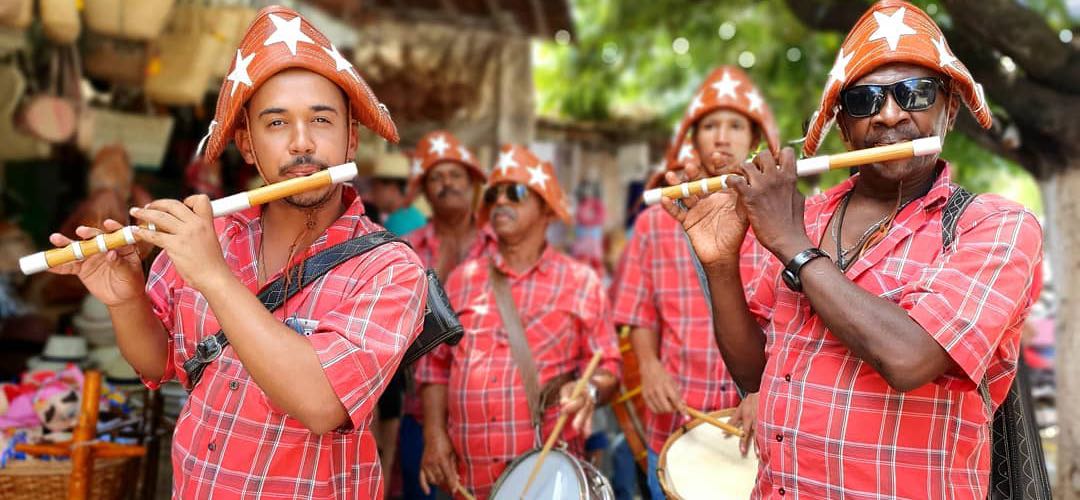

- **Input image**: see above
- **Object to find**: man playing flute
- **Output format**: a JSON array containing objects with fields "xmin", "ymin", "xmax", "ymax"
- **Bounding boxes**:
[
  {"xmin": 47, "ymin": 6, "xmax": 427, "ymax": 498},
  {"xmin": 611, "ymin": 65, "xmax": 777, "ymax": 499},
  {"xmin": 663, "ymin": 1, "xmax": 1043, "ymax": 497}
]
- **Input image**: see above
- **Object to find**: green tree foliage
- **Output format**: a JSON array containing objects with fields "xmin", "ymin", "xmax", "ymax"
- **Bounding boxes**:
[{"xmin": 534, "ymin": 0, "xmax": 1060, "ymax": 213}]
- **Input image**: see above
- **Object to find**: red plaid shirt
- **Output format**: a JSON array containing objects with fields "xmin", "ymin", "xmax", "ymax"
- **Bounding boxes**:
[
  {"xmin": 610, "ymin": 205, "xmax": 764, "ymax": 452},
  {"xmin": 401, "ymin": 222, "xmax": 495, "ymax": 418},
  {"xmin": 143, "ymin": 188, "xmax": 427, "ymax": 499},
  {"xmin": 416, "ymin": 247, "xmax": 621, "ymax": 498},
  {"xmin": 745, "ymin": 163, "xmax": 1042, "ymax": 499}
]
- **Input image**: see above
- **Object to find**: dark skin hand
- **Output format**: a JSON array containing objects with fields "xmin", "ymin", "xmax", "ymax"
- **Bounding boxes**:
[{"xmin": 664, "ymin": 63, "xmax": 962, "ymax": 393}]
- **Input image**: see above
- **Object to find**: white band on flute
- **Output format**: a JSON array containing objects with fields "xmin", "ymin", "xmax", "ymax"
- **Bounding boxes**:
[
  {"xmin": 699, "ymin": 179, "xmax": 710, "ymax": 194},
  {"xmin": 19, "ymin": 253, "xmax": 48, "ymax": 275},
  {"xmin": 681, "ymin": 183, "xmax": 691, "ymax": 198},
  {"xmin": 95, "ymin": 234, "xmax": 108, "ymax": 254},
  {"xmin": 642, "ymin": 188, "xmax": 662, "ymax": 206},
  {"xmin": 210, "ymin": 193, "xmax": 251, "ymax": 217},
  {"xmin": 70, "ymin": 241, "xmax": 84, "ymax": 261},
  {"xmin": 796, "ymin": 155, "xmax": 830, "ymax": 176},
  {"xmin": 122, "ymin": 226, "xmax": 136, "ymax": 245},
  {"xmin": 328, "ymin": 162, "xmax": 359, "ymax": 184},
  {"xmin": 911, "ymin": 136, "xmax": 942, "ymax": 156}
]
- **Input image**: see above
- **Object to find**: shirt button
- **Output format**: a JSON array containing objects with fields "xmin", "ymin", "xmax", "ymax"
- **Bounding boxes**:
[
  {"xmin": 229, "ymin": 381, "xmax": 239, "ymax": 390},
  {"xmin": 490, "ymin": 377, "xmax": 497, "ymax": 382},
  {"xmin": 779, "ymin": 487, "xmax": 786, "ymax": 496},
  {"xmin": 208, "ymin": 441, "xmax": 216, "ymax": 452},
  {"xmin": 776, "ymin": 434, "xmax": 783, "ymax": 442},
  {"xmin": 720, "ymin": 383, "xmax": 728, "ymax": 391},
  {"xmin": 784, "ymin": 374, "xmax": 792, "ymax": 382}
]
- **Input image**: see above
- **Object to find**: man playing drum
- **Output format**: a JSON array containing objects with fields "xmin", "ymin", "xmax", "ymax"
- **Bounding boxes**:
[
  {"xmin": 417, "ymin": 145, "xmax": 621, "ymax": 498},
  {"xmin": 611, "ymin": 65, "xmax": 778, "ymax": 499},
  {"xmin": 399, "ymin": 130, "xmax": 495, "ymax": 500},
  {"xmin": 663, "ymin": 1, "xmax": 1043, "ymax": 497},
  {"xmin": 48, "ymin": 6, "xmax": 427, "ymax": 498}
]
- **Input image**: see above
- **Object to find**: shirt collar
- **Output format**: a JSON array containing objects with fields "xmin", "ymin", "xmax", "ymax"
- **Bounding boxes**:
[{"xmin": 491, "ymin": 242, "xmax": 556, "ymax": 279}]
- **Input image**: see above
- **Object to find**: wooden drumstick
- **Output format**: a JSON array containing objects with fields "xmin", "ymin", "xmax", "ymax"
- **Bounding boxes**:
[
  {"xmin": 520, "ymin": 350, "xmax": 604, "ymax": 499},
  {"xmin": 642, "ymin": 136, "xmax": 941, "ymax": 205},
  {"xmin": 453, "ymin": 482, "xmax": 477, "ymax": 500},
  {"xmin": 19, "ymin": 162, "xmax": 358, "ymax": 275},
  {"xmin": 685, "ymin": 406, "xmax": 745, "ymax": 438}
]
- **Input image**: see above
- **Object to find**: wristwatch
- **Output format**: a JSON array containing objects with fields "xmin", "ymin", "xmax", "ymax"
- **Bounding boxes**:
[
  {"xmin": 781, "ymin": 248, "xmax": 829, "ymax": 292},
  {"xmin": 586, "ymin": 382, "xmax": 599, "ymax": 404}
]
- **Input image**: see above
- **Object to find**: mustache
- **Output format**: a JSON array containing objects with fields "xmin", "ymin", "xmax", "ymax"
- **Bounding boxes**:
[
  {"xmin": 437, "ymin": 187, "xmax": 463, "ymax": 199},
  {"xmin": 862, "ymin": 125, "xmax": 924, "ymax": 148},
  {"xmin": 278, "ymin": 155, "xmax": 331, "ymax": 176},
  {"xmin": 491, "ymin": 206, "xmax": 517, "ymax": 220}
]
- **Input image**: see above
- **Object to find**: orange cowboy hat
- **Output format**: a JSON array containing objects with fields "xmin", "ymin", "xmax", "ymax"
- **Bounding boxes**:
[{"xmin": 479, "ymin": 144, "xmax": 571, "ymax": 226}]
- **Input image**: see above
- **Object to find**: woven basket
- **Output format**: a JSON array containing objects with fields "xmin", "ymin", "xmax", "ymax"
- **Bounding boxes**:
[{"xmin": 0, "ymin": 456, "xmax": 139, "ymax": 500}]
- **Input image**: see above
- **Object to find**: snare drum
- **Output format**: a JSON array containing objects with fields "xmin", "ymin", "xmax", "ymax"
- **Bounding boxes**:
[
  {"xmin": 657, "ymin": 409, "xmax": 758, "ymax": 499},
  {"xmin": 490, "ymin": 448, "xmax": 614, "ymax": 500}
]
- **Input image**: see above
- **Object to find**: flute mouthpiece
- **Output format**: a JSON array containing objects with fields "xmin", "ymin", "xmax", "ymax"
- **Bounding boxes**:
[
  {"xmin": 912, "ymin": 136, "xmax": 942, "ymax": 156},
  {"xmin": 643, "ymin": 188, "xmax": 663, "ymax": 206},
  {"xmin": 20, "ymin": 252, "xmax": 48, "ymax": 275}
]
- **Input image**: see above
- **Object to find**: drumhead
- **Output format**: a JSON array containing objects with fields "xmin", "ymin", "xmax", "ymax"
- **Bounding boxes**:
[
  {"xmin": 658, "ymin": 410, "xmax": 758, "ymax": 500},
  {"xmin": 491, "ymin": 449, "xmax": 587, "ymax": 500}
]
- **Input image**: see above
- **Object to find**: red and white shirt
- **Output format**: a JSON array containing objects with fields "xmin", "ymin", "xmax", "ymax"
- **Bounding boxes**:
[
  {"xmin": 611, "ymin": 205, "xmax": 764, "ymax": 452},
  {"xmin": 416, "ymin": 247, "xmax": 621, "ymax": 498},
  {"xmin": 144, "ymin": 188, "xmax": 427, "ymax": 499},
  {"xmin": 401, "ymin": 221, "xmax": 495, "ymax": 418},
  {"xmin": 746, "ymin": 164, "xmax": 1043, "ymax": 499}
]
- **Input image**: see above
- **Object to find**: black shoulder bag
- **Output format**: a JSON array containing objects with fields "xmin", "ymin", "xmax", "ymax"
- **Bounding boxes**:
[
  {"xmin": 181, "ymin": 231, "xmax": 464, "ymax": 391},
  {"xmin": 942, "ymin": 186, "xmax": 1051, "ymax": 499}
]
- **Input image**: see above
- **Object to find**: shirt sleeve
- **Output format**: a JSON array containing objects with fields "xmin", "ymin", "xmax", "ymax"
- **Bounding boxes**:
[
  {"xmin": 742, "ymin": 230, "xmax": 781, "ymax": 326},
  {"xmin": 610, "ymin": 211, "xmax": 660, "ymax": 332},
  {"xmin": 305, "ymin": 244, "xmax": 428, "ymax": 431},
  {"xmin": 579, "ymin": 267, "xmax": 622, "ymax": 381},
  {"xmin": 901, "ymin": 205, "xmax": 1043, "ymax": 390},
  {"xmin": 141, "ymin": 250, "xmax": 178, "ymax": 390}
]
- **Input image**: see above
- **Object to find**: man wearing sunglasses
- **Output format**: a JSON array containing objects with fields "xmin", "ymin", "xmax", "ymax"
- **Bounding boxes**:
[
  {"xmin": 397, "ymin": 130, "xmax": 495, "ymax": 500},
  {"xmin": 611, "ymin": 65, "xmax": 778, "ymax": 499},
  {"xmin": 663, "ymin": 1, "xmax": 1043, "ymax": 498},
  {"xmin": 416, "ymin": 145, "xmax": 621, "ymax": 498}
]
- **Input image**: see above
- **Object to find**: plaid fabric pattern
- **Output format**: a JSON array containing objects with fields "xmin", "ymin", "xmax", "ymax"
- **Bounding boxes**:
[
  {"xmin": 143, "ymin": 188, "xmax": 427, "ymax": 499},
  {"xmin": 745, "ymin": 163, "xmax": 1043, "ymax": 499},
  {"xmin": 610, "ymin": 205, "xmax": 764, "ymax": 452},
  {"xmin": 416, "ymin": 246, "xmax": 621, "ymax": 498},
  {"xmin": 401, "ymin": 222, "xmax": 495, "ymax": 417}
]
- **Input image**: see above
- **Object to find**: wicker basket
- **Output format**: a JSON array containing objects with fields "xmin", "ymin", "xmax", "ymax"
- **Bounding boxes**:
[{"xmin": 0, "ymin": 456, "xmax": 139, "ymax": 500}]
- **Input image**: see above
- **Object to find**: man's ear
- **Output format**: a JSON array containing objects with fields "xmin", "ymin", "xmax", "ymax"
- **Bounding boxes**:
[
  {"xmin": 836, "ymin": 113, "xmax": 855, "ymax": 151},
  {"xmin": 944, "ymin": 91, "xmax": 961, "ymax": 132},
  {"xmin": 234, "ymin": 114, "xmax": 268, "ymax": 181},
  {"xmin": 346, "ymin": 119, "xmax": 359, "ymax": 163}
]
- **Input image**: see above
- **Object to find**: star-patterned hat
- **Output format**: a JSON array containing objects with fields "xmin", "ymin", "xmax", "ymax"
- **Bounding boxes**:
[
  {"xmin": 198, "ymin": 5, "xmax": 398, "ymax": 162},
  {"xmin": 664, "ymin": 65, "xmax": 779, "ymax": 170},
  {"xmin": 480, "ymin": 144, "xmax": 571, "ymax": 225},
  {"xmin": 411, "ymin": 130, "xmax": 485, "ymax": 186},
  {"xmin": 802, "ymin": 0, "xmax": 992, "ymax": 156}
]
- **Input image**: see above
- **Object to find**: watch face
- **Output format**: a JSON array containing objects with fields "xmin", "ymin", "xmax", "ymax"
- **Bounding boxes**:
[{"xmin": 782, "ymin": 269, "xmax": 800, "ymax": 292}]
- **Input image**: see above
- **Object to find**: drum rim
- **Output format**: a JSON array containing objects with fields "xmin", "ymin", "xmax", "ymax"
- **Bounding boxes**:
[
  {"xmin": 489, "ymin": 447, "xmax": 590, "ymax": 499},
  {"xmin": 656, "ymin": 408, "xmax": 742, "ymax": 500}
]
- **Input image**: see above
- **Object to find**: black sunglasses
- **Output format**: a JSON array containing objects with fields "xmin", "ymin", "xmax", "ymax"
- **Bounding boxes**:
[
  {"xmin": 840, "ymin": 77, "xmax": 946, "ymax": 118},
  {"xmin": 483, "ymin": 183, "xmax": 530, "ymax": 205}
]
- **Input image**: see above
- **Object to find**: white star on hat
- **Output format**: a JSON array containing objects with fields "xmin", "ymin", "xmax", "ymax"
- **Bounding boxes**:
[
  {"xmin": 932, "ymin": 36, "xmax": 958, "ymax": 68},
  {"xmin": 226, "ymin": 49, "xmax": 255, "ymax": 97},
  {"xmin": 322, "ymin": 43, "xmax": 359, "ymax": 81},
  {"xmin": 868, "ymin": 7, "xmax": 916, "ymax": 51},
  {"xmin": 410, "ymin": 157, "xmax": 423, "ymax": 177},
  {"xmin": 687, "ymin": 92, "xmax": 704, "ymax": 116},
  {"xmin": 827, "ymin": 48, "xmax": 853, "ymax": 87},
  {"xmin": 526, "ymin": 164, "xmax": 550, "ymax": 190},
  {"xmin": 264, "ymin": 14, "xmax": 315, "ymax": 56},
  {"xmin": 457, "ymin": 145, "xmax": 473, "ymax": 162},
  {"xmin": 711, "ymin": 70, "xmax": 740, "ymax": 99},
  {"xmin": 495, "ymin": 148, "xmax": 518, "ymax": 176},
  {"xmin": 744, "ymin": 89, "xmax": 763, "ymax": 113},
  {"xmin": 428, "ymin": 134, "xmax": 450, "ymax": 156},
  {"xmin": 677, "ymin": 143, "xmax": 694, "ymax": 162}
]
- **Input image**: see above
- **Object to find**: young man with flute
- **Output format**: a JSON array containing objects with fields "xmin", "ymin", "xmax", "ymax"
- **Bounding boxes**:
[
  {"xmin": 611, "ymin": 65, "xmax": 775, "ymax": 499},
  {"xmin": 415, "ymin": 145, "xmax": 621, "ymax": 498},
  {"xmin": 47, "ymin": 6, "xmax": 426, "ymax": 498},
  {"xmin": 663, "ymin": 1, "xmax": 1043, "ymax": 497}
]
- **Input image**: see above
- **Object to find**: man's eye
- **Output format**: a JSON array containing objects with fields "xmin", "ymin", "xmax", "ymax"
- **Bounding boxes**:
[
  {"xmin": 314, "ymin": 116, "xmax": 331, "ymax": 124},
  {"xmin": 269, "ymin": 119, "xmax": 285, "ymax": 127}
]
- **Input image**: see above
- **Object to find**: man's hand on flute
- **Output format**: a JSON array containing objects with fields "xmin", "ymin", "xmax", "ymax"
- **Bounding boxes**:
[
  {"xmin": 727, "ymin": 147, "xmax": 814, "ymax": 264},
  {"xmin": 659, "ymin": 150, "xmax": 749, "ymax": 269},
  {"xmin": 47, "ymin": 219, "xmax": 146, "ymax": 307},
  {"xmin": 130, "ymin": 194, "xmax": 232, "ymax": 291}
]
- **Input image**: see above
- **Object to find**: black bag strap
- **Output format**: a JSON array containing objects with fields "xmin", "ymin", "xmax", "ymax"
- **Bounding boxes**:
[
  {"xmin": 182, "ymin": 231, "xmax": 404, "ymax": 391},
  {"xmin": 941, "ymin": 185, "xmax": 1052, "ymax": 499}
]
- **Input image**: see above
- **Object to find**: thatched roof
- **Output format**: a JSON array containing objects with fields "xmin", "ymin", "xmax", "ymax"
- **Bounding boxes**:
[{"xmin": 302, "ymin": 0, "xmax": 573, "ymax": 39}]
